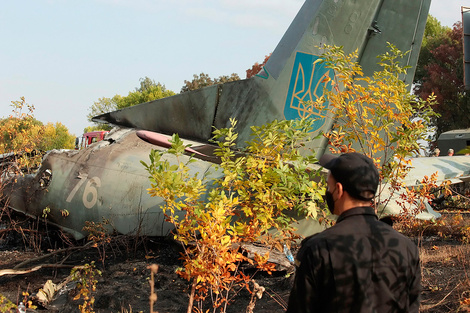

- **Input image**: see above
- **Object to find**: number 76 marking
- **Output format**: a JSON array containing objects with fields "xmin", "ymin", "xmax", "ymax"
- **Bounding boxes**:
[{"xmin": 66, "ymin": 174, "xmax": 102, "ymax": 209}]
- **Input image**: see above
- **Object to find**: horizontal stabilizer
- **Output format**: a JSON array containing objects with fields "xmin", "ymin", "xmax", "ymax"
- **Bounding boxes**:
[{"xmin": 93, "ymin": 0, "xmax": 430, "ymax": 156}]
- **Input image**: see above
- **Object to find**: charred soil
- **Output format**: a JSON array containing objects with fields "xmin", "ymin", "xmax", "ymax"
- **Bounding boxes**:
[{"xmin": 1, "ymin": 213, "xmax": 470, "ymax": 313}]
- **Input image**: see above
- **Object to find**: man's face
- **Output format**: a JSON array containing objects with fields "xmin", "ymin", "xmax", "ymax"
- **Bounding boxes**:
[
  {"xmin": 327, "ymin": 172, "xmax": 337, "ymax": 194},
  {"xmin": 325, "ymin": 172, "xmax": 338, "ymax": 214}
]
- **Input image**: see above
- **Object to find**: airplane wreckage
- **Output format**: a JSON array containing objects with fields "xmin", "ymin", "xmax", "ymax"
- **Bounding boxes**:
[{"xmin": 2, "ymin": 0, "xmax": 465, "ymax": 241}]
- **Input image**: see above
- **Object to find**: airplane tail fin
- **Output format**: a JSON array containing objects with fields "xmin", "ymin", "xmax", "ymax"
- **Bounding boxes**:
[{"xmin": 94, "ymin": 0, "xmax": 430, "ymax": 155}]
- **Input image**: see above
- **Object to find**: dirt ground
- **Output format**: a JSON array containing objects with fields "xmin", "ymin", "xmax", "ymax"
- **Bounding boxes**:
[{"xmin": 1, "ymin": 213, "xmax": 470, "ymax": 313}]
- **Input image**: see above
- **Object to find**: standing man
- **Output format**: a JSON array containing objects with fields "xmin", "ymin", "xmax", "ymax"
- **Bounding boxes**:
[{"xmin": 287, "ymin": 152, "xmax": 421, "ymax": 313}]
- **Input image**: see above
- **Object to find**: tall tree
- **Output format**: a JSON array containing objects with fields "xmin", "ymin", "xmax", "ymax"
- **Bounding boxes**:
[
  {"xmin": 1, "ymin": 98, "xmax": 75, "ymax": 158},
  {"xmin": 180, "ymin": 72, "xmax": 240, "ymax": 93},
  {"xmin": 246, "ymin": 54, "xmax": 271, "ymax": 79},
  {"xmin": 87, "ymin": 77, "xmax": 175, "ymax": 131},
  {"xmin": 116, "ymin": 78, "xmax": 175, "ymax": 110},
  {"xmin": 88, "ymin": 96, "xmax": 121, "ymax": 124},
  {"xmin": 180, "ymin": 54, "xmax": 273, "ymax": 93},
  {"xmin": 214, "ymin": 73, "xmax": 240, "ymax": 84},
  {"xmin": 414, "ymin": 16, "xmax": 450, "ymax": 86},
  {"xmin": 180, "ymin": 73, "xmax": 213, "ymax": 93},
  {"xmin": 414, "ymin": 20, "xmax": 470, "ymax": 136},
  {"xmin": 40, "ymin": 122, "xmax": 76, "ymax": 150}
]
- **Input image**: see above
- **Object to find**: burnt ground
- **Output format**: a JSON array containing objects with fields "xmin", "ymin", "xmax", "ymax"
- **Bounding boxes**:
[
  {"xmin": 1, "ymin": 212, "xmax": 470, "ymax": 313},
  {"xmin": 0, "ymin": 212, "xmax": 294, "ymax": 313}
]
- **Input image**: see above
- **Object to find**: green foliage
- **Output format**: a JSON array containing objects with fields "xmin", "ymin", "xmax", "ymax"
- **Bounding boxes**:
[
  {"xmin": 87, "ymin": 77, "xmax": 176, "ymax": 126},
  {"xmin": 116, "ymin": 78, "xmax": 175, "ymax": 110},
  {"xmin": 181, "ymin": 72, "xmax": 214, "ymax": 93},
  {"xmin": 87, "ymin": 96, "xmax": 119, "ymax": 123},
  {"xmin": 213, "ymin": 73, "xmax": 240, "ymax": 85},
  {"xmin": 414, "ymin": 20, "xmax": 468, "ymax": 137},
  {"xmin": 142, "ymin": 117, "xmax": 325, "ymax": 312},
  {"xmin": 180, "ymin": 72, "xmax": 240, "ymax": 93},
  {"xmin": 316, "ymin": 44, "xmax": 438, "ymax": 213},
  {"xmin": 0, "ymin": 98, "xmax": 75, "ymax": 169},
  {"xmin": 415, "ymin": 14, "xmax": 450, "ymax": 84},
  {"xmin": 71, "ymin": 262, "xmax": 102, "ymax": 313},
  {"xmin": 42, "ymin": 206, "xmax": 51, "ymax": 219},
  {"xmin": 39, "ymin": 122, "xmax": 76, "ymax": 150},
  {"xmin": 1, "ymin": 98, "xmax": 40, "ymax": 154},
  {"xmin": 142, "ymin": 44, "xmax": 439, "ymax": 311},
  {"xmin": 0, "ymin": 293, "xmax": 16, "ymax": 313}
]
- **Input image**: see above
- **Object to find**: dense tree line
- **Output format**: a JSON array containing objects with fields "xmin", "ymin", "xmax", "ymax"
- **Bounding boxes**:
[
  {"xmin": 88, "ymin": 13, "xmax": 470, "ymax": 142},
  {"xmin": 8, "ymin": 14, "xmax": 463, "ymax": 145},
  {"xmin": 85, "ymin": 63, "xmax": 264, "ymax": 130},
  {"xmin": 413, "ymin": 16, "xmax": 470, "ymax": 138},
  {"xmin": 85, "ymin": 77, "xmax": 176, "ymax": 132},
  {"xmin": 180, "ymin": 73, "xmax": 240, "ymax": 93},
  {"xmin": 0, "ymin": 97, "xmax": 76, "ymax": 154}
]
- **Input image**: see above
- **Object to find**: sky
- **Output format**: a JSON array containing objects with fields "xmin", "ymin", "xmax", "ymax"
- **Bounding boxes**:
[{"xmin": 0, "ymin": 0, "xmax": 467, "ymax": 137}]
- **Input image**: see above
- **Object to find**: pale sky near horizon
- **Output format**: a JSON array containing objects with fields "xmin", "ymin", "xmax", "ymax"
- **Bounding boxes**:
[{"xmin": 0, "ymin": 0, "xmax": 467, "ymax": 137}]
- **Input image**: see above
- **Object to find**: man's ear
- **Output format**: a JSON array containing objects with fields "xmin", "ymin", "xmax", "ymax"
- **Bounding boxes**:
[{"xmin": 335, "ymin": 182, "xmax": 344, "ymax": 199}]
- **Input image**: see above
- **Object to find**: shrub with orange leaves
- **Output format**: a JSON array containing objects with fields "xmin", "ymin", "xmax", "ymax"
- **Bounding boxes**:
[
  {"xmin": 393, "ymin": 172, "xmax": 451, "ymax": 234},
  {"xmin": 0, "ymin": 97, "xmax": 45, "ymax": 171},
  {"xmin": 0, "ymin": 97, "xmax": 75, "ymax": 172},
  {"xmin": 143, "ymin": 117, "xmax": 325, "ymax": 312},
  {"xmin": 311, "ymin": 44, "xmax": 439, "ymax": 216}
]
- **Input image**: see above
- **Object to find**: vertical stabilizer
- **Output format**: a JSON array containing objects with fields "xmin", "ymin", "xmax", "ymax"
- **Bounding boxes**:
[
  {"xmin": 463, "ymin": 6, "xmax": 470, "ymax": 90},
  {"xmin": 93, "ymin": 0, "xmax": 431, "ymax": 156}
]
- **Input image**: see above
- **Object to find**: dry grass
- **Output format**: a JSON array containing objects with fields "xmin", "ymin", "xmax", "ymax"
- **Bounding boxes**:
[
  {"xmin": 2, "ymin": 207, "xmax": 470, "ymax": 312},
  {"xmin": 395, "ymin": 213, "xmax": 470, "ymax": 312},
  {"xmin": 419, "ymin": 242, "xmax": 470, "ymax": 312}
]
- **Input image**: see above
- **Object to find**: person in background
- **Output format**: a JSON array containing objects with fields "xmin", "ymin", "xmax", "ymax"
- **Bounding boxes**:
[
  {"xmin": 433, "ymin": 148, "xmax": 440, "ymax": 157},
  {"xmin": 448, "ymin": 149, "xmax": 454, "ymax": 156},
  {"xmin": 286, "ymin": 152, "xmax": 421, "ymax": 313}
]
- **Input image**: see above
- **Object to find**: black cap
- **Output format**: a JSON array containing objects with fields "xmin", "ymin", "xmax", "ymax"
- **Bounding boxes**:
[{"xmin": 319, "ymin": 152, "xmax": 379, "ymax": 201}]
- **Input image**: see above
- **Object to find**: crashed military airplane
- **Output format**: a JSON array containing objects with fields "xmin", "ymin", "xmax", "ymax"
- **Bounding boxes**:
[{"xmin": 1, "ymin": 0, "xmax": 436, "ymax": 240}]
